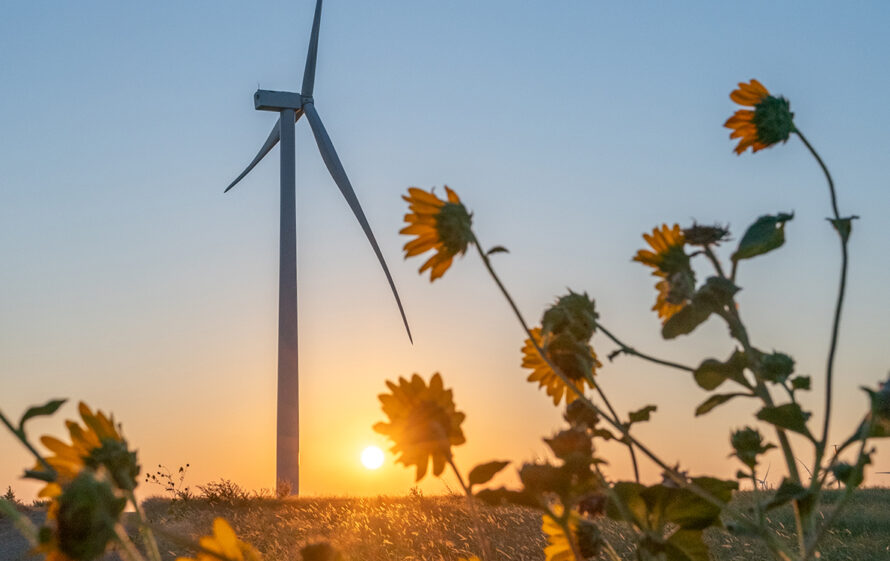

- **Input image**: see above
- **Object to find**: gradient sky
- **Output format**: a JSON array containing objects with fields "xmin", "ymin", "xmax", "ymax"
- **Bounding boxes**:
[{"xmin": 2, "ymin": 1, "xmax": 889, "ymax": 500}]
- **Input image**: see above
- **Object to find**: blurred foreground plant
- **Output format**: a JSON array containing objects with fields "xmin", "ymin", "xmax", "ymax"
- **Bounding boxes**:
[
  {"xmin": 0, "ymin": 402, "xmax": 263, "ymax": 561},
  {"xmin": 374, "ymin": 78, "xmax": 887, "ymax": 561}
]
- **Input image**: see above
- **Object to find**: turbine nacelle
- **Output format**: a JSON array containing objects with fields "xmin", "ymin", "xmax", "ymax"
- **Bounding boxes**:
[{"xmin": 253, "ymin": 89, "xmax": 311, "ymax": 112}]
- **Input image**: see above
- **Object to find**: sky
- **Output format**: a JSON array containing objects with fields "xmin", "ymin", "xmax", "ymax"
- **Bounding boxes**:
[{"xmin": 1, "ymin": 1, "xmax": 889, "ymax": 500}]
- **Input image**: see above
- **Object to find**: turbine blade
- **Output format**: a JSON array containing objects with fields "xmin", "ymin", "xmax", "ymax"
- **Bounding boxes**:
[
  {"xmin": 303, "ymin": 103, "xmax": 413, "ymax": 343},
  {"xmin": 301, "ymin": 0, "xmax": 323, "ymax": 97},
  {"xmin": 224, "ymin": 111, "xmax": 303, "ymax": 193}
]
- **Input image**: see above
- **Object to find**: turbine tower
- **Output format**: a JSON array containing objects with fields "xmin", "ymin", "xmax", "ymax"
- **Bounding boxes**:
[{"xmin": 224, "ymin": 0, "xmax": 412, "ymax": 495}]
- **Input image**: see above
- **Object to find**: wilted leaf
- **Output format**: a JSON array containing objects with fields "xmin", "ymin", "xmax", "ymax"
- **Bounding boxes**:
[
  {"xmin": 475, "ymin": 487, "xmax": 539, "ymax": 508},
  {"xmin": 468, "ymin": 460, "xmax": 510, "ymax": 487},
  {"xmin": 791, "ymin": 376, "xmax": 811, "ymax": 391},
  {"xmin": 593, "ymin": 428, "xmax": 616, "ymax": 441},
  {"xmin": 756, "ymin": 403, "xmax": 814, "ymax": 440},
  {"xmin": 486, "ymin": 245, "xmax": 509, "ymax": 256},
  {"xmin": 731, "ymin": 212, "xmax": 793, "ymax": 262}
]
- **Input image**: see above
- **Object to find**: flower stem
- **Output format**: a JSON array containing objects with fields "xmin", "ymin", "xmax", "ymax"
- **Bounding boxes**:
[
  {"xmin": 115, "ymin": 523, "xmax": 148, "ymax": 561},
  {"xmin": 0, "ymin": 498, "xmax": 38, "ymax": 545},
  {"xmin": 794, "ymin": 128, "xmax": 849, "ymax": 477},
  {"xmin": 0, "ymin": 409, "xmax": 56, "ymax": 476},
  {"xmin": 593, "ymin": 384, "xmax": 640, "ymax": 483},
  {"xmin": 446, "ymin": 456, "xmax": 493, "ymax": 561},
  {"xmin": 596, "ymin": 323, "xmax": 694, "ymax": 373},
  {"xmin": 126, "ymin": 490, "xmax": 162, "ymax": 561}
]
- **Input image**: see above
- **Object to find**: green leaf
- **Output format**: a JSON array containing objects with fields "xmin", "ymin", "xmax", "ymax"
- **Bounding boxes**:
[
  {"xmin": 662, "ymin": 301, "xmax": 712, "ymax": 339},
  {"xmin": 765, "ymin": 478, "xmax": 812, "ymax": 512},
  {"xmin": 23, "ymin": 469, "xmax": 56, "ymax": 483},
  {"xmin": 756, "ymin": 403, "xmax": 814, "ymax": 440},
  {"xmin": 692, "ymin": 351, "xmax": 749, "ymax": 391},
  {"xmin": 475, "ymin": 487, "xmax": 539, "ymax": 508},
  {"xmin": 694, "ymin": 393, "xmax": 749, "ymax": 416},
  {"xmin": 468, "ymin": 460, "xmax": 510, "ymax": 488},
  {"xmin": 628, "ymin": 405, "xmax": 657, "ymax": 425},
  {"xmin": 660, "ymin": 477, "xmax": 737, "ymax": 530},
  {"xmin": 664, "ymin": 529, "xmax": 710, "ymax": 561},
  {"xmin": 486, "ymin": 245, "xmax": 509, "ymax": 256},
  {"xmin": 19, "ymin": 399, "xmax": 67, "ymax": 432},
  {"xmin": 790, "ymin": 376, "xmax": 811, "ymax": 391},
  {"xmin": 731, "ymin": 212, "xmax": 794, "ymax": 262},
  {"xmin": 828, "ymin": 216, "xmax": 858, "ymax": 243},
  {"xmin": 607, "ymin": 482, "xmax": 648, "ymax": 529},
  {"xmin": 593, "ymin": 428, "xmax": 616, "ymax": 441}
]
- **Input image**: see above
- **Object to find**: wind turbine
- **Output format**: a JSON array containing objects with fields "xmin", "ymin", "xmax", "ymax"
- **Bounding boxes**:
[{"xmin": 224, "ymin": 0, "xmax": 412, "ymax": 496}]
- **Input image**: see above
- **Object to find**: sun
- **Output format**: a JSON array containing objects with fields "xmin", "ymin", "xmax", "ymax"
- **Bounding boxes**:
[{"xmin": 361, "ymin": 445, "xmax": 385, "ymax": 470}]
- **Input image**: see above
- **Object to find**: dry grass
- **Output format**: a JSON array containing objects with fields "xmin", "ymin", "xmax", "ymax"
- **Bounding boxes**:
[{"xmin": 138, "ymin": 488, "xmax": 890, "ymax": 561}]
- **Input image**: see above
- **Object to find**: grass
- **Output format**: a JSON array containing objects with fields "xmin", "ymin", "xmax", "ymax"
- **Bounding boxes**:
[{"xmin": 136, "ymin": 488, "xmax": 890, "ymax": 561}]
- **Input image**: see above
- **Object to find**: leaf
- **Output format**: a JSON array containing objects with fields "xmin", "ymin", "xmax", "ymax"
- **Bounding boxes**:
[
  {"xmin": 23, "ymin": 469, "xmax": 56, "ymax": 483},
  {"xmin": 765, "ymin": 478, "xmax": 811, "ymax": 511},
  {"xmin": 664, "ymin": 529, "xmax": 710, "ymax": 561},
  {"xmin": 662, "ymin": 300, "xmax": 712, "ymax": 339},
  {"xmin": 628, "ymin": 405, "xmax": 657, "ymax": 425},
  {"xmin": 731, "ymin": 212, "xmax": 794, "ymax": 262},
  {"xmin": 593, "ymin": 428, "xmax": 616, "ymax": 441},
  {"xmin": 692, "ymin": 351, "xmax": 749, "ymax": 391},
  {"xmin": 486, "ymin": 245, "xmax": 509, "ymax": 255},
  {"xmin": 828, "ymin": 216, "xmax": 858, "ymax": 243},
  {"xmin": 19, "ymin": 399, "xmax": 67, "ymax": 432},
  {"xmin": 607, "ymin": 482, "xmax": 648, "ymax": 529},
  {"xmin": 474, "ymin": 487, "xmax": 539, "ymax": 508},
  {"xmin": 660, "ymin": 477, "xmax": 737, "ymax": 530},
  {"xmin": 694, "ymin": 393, "xmax": 749, "ymax": 416},
  {"xmin": 468, "ymin": 461, "xmax": 510, "ymax": 487},
  {"xmin": 790, "ymin": 376, "xmax": 811, "ymax": 391},
  {"xmin": 756, "ymin": 403, "xmax": 814, "ymax": 440}
]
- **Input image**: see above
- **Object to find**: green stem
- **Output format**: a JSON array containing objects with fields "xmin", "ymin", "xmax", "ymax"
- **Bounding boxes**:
[
  {"xmin": 593, "ymin": 384, "xmax": 641, "ymax": 483},
  {"xmin": 0, "ymin": 498, "xmax": 39, "ymax": 546},
  {"xmin": 596, "ymin": 324, "xmax": 694, "ymax": 373},
  {"xmin": 447, "ymin": 456, "xmax": 493, "ymax": 561},
  {"xmin": 115, "ymin": 523, "xmax": 148, "ymax": 561},
  {"xmin": 126, "ymin": 490, "xmax": 162, "ymax": 561},
  {"xmin": 794, "ymin": 129, "xmax": 848, "ymax": 480},
  {"xmin": 0, "ymin": 409, "xmax": 56, "ymax": 476},
  {"xmin": 703, "ymin": 245, "xmax": 727, "ymax": 279}
]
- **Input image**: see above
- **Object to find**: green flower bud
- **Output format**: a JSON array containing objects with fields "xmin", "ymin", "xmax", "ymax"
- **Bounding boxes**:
[
  {"xmin": 541, "ymin": 291, "xmax": 598, "ymax": 342},
  {"xmin": 730, "ymin": 427, "xmax": 775, "ymax": 470}
]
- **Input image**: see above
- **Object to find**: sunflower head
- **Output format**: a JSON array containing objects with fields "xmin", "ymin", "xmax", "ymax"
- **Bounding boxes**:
[
  {"xmin": 400, "ymin": 186, "xmax": 474, "ymax": 282},
  {"xmin": 176, "ymin": 518, "xmax": 262, "ymax": 561},
  {"xmin": 634, "ymin": 225, "xmax": 695, "ymax": 323},
  {"xmin": 522, "ymin": 327, "xmax": 600, "ymax": 406},
  {"xmin": 725, "ymin": 79, "xmax": 795, "ymax": 155},
  {"xmin": 37, "ymin": 403, "xmax": 139, "ymax": 493},
  {"xmin": 373, "ymin": 373, "xmax": 466, "ymax": 481},
  {"xmin": 36, "ymin": 472, "xmax": 126, "ymax": 561}
]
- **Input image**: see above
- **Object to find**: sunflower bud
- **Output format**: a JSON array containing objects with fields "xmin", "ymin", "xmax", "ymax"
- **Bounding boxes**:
[
  {"xmin": 730, "ymin": 427, "xmax": 775, "ymax": 470},
  {"xmin": 541, "ymin": 291, "xmax": 598, "ymax": 342}
]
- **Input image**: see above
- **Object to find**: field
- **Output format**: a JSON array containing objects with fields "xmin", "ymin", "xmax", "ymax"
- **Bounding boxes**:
[{"xmin": 3, "ymin": 488, "xmax": 889, "ymax": 561}]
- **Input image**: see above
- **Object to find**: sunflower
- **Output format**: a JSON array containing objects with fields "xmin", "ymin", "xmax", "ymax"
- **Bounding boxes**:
[
  {"xmin": 177, "ymin": 518, "xmax": 262, "ymax": 561},
  {"xmin": 542, "ymin": 506, "xmax": 580, "ymax": 561},
  {"xmin": 522, "ymin": 328, "xmax": 600, "ymax": 406},
  {"xmin": 400, "ymin": 186, "xmax": 474, "ymax": 281},
  {"xmin": 373, "ymin": 373, "xmax": 466, "ymax": 481},
  {"xmin": 36, "ymin": 402, "xmax": 138, "ymax": 494},
  {"xmin": 725, "ymin": 79, "xmax": 795, "ymax": 155},
  {"xmin": 34, "ymin": 472, "xmax": 126, "ymax": 561},
  {"xmin": 633, "ymin": 224, "xmax": 694, "ymax": 323}
]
